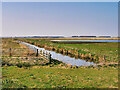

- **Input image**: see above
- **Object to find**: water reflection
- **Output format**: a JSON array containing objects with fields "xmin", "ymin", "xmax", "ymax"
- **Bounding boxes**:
[{"xmin": 51, "ymin": 39, "xmax": 120, "ymax": 42}]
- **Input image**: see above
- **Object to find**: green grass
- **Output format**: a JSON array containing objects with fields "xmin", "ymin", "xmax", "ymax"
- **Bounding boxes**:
[
  {"xmin": 2, "ymin": 66, "xmax": 118, "ymax": 88},
  {"xmin": 54, "ymin": 42, "xmax": 118, "ymax": 56}
]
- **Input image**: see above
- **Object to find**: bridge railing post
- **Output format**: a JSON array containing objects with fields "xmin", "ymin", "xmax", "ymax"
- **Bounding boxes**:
[
  {"xmin": 36, "ymin": 49, "xmax": 38, "ymax": 57},
  {"xmin": 48, "ymin": 53, "xmax": 52, "ymax": 64},
  {"xmin": 9, "ymin": 48, "xmax": 12, "ymax": 57}
]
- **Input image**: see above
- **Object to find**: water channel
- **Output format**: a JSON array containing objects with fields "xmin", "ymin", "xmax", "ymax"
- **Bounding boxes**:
[
  {"xmin": 18, "ymin": 41, "xmax": 96, "ymax": 67},
  {"xmin": 51, "ymin": 39, "xmax": 120, "ymax": 42}
]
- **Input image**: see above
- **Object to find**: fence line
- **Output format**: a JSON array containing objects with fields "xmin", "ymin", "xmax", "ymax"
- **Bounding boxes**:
[
  {"xmin": 18, "ymin": 40, "xmax": 52, "ymax": 61},
  {"xmin": 2, "ymin": 48, "xmax": 52, "ymax": 63},
  {"xmin": 2, "ymin": 40, "xmax": 52, "ymax": 63}
]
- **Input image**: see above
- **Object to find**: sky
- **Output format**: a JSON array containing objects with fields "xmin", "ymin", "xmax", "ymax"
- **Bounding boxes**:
[
  {"xmin": 2, "ymin": 2, "xmax": 118, "ymax": 37},
  {"xmin": 0, "ymin": 2, "xmax": 2, "ymax": 37}
]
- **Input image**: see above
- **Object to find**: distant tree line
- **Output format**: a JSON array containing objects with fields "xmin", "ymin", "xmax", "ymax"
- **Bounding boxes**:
[{"xmin": 72, "ymin": 36, "xmax": 111, "ymax": 38}]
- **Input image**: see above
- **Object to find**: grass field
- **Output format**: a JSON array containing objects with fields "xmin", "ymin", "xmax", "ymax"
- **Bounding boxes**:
[
  {"xmin": 2, "ymin": 38, "xmax": 119, "ymax": 88},
  {"xmin": 2, "ymin": 65, "xmax": 118, "ymax": 88},
  {"xmin": 52, "ymin": 42, "xmax": 118, "ymax": 63}
]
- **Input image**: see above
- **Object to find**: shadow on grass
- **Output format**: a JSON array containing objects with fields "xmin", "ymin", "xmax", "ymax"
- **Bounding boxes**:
[{"xmin": 42, "ymin": 59, "xmax": 63, "ymax": 66}]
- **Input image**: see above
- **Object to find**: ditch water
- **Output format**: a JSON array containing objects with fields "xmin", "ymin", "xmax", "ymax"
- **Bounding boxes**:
[
  {"xmin": 51, "ymin": 39, "xmax": 120, "ymax": 42},
  {"xmin": 17, "ymin": 41, "xmax": 96, "ymax": 67}
]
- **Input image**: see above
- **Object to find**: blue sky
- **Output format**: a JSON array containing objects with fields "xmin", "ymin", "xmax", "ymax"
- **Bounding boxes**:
[{"xmin": 2, "ymin": 2, "xmax": 118, "ymax": 37}]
